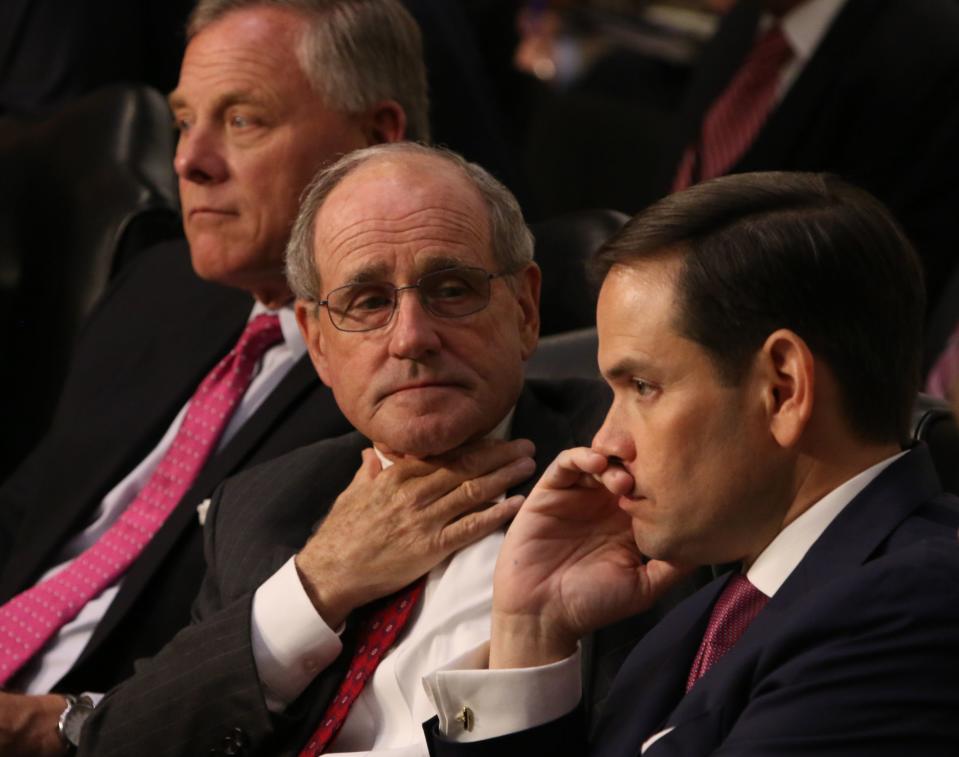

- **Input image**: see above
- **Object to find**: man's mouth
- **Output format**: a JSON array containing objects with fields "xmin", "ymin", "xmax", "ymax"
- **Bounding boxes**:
[{"xmin": 188, "ymin": 206, "xmax": 238, "ymax": 220}]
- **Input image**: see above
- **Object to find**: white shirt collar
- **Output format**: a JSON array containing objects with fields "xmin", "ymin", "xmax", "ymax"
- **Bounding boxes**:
[
  {"xmin": 747, "ymin": 450, "xmax": 908, "ymax": 597},
  {"xmin": 767, "ymin": 0, "xmax": 848, "ymax": 62},
  {"xmin": 249, "ymin": 301, "xmax": 306, "ymax": 361},
  {"xmin": 374, "ymin": 409, "xmax": 515, "ymax": 470}
]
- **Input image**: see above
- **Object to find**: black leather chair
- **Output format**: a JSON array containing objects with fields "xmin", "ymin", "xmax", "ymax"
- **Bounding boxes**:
[
  {"xmin": 531, "ymin": 209, "xmax": 628, "ymax": 337},
  {"xmin": 912, "ymin": 394, "xmax": 959, "ymax": 495},
  {"xmin": 0, "ymin": 84, "xmax": 180, "ymax": 476}
]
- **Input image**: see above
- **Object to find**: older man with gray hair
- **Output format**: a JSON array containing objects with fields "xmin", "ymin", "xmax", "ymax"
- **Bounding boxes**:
[
  {"xmin": 73, "ymin": 143, "xmax": 656, "ymax": 757},
  {"xmin": 0, "ymin": 1, "xmax": 428, "ymax": 754}
]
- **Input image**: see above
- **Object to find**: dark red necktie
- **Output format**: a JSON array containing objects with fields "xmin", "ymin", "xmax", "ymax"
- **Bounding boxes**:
[
  {"xmin": 686, "ymin": 574, "xmax": 768, "ymax": 692},
  {"xmin": 673, "ymin": 25, "xmax": 793, "ymax": 191},
  {"xmin": 299, "ymin": 577, "xmax": 427, "ymax": 756}
]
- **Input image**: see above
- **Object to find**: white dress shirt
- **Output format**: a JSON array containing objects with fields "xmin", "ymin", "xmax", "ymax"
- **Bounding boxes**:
[
  {"xmin": 422, "ymin": 451, "xmax": 907, "ymax": 747},
  {"xmin": 15, "ymin": 303, "xmax": 303, "ymax": 697},
  {"xmin": 770, "ymin": 0, "xmax": 848, "ymax": 99},
  {"xmin": 250, "ymin": 412, "xmax": 516, "ymax": 756}
]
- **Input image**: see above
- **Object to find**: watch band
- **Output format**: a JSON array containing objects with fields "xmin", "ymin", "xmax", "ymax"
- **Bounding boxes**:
[{"xmin": 57, "ymin": 693, "xmax": 95, "ymax": 751}]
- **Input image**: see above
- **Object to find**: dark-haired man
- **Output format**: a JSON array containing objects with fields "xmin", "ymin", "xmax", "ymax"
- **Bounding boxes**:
[{"xmin": 424, "ymin": 172, "xmax": 959, "ymax": 755}]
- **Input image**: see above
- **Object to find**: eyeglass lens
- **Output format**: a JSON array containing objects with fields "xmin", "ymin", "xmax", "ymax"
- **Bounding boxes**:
[{"xmin": 327, "ymin": 267, "xmax": 493, "ymax": 331}]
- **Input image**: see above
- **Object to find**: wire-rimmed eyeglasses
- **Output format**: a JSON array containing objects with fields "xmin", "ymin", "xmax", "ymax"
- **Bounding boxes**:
[{"xmin": 315, "ymin": 266, "xmax": 514, "ymax": 332}]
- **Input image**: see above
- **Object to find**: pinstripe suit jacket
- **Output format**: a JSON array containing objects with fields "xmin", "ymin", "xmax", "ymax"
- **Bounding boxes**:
[{"xmin": 81, "ymin": 378, "xmax": 696, "ymax": 756}]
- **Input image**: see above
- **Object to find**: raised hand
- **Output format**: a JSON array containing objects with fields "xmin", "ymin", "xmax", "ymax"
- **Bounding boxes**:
[
  {"xmin": 295, "ymin": 438, "xmax": 536, "ymax": 628},
  {"xmin": 489, "ymin": 447, "xmax": 690, "ymax": 669}
]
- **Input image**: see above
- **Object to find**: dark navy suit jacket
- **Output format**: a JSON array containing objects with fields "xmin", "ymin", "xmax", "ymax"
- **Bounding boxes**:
[{"xmin": 425, "ymin": 446, "xmax": 959, "ymax": 756}]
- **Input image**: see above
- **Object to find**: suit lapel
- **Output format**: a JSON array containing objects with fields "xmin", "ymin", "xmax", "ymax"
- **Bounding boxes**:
[
  {"xmin": 737, "ymin": 0, "xmax": 880, "ymax": 172},
  {"xmin": 591, "ymin": 576, "xmax": 730, "ymax": 755},
  {"xmin": 768, "ymin": 445, "xmax": 940, "ymax": 608},
  {"xmin": 77, "ymin": 355, "xmax": 326, "ymax": 666},
  {"xmin": 642, "ymin": 448, "xmax": 942, "ymax": 752},
  {"xmin": 0, "ymin": 293, "xmax": 249, "ymax": 601}
]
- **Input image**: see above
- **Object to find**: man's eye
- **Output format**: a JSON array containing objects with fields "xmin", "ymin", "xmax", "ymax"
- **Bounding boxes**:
[
  {"xmin": 632, "ymin": 378, "xmax": 656, "ymax": 397},
  {"xmin": 348, "ymin": 290, "xmax": 393, "ymax": 312},
  {"xmin": 173, "ymin": 115, "xmax": 191, "ymax": 133},
  {"xmin": 431, "ymin": 281, "xmax": 470, "ymax": 300},
  {"xmin": 229, "ymin": 113, "xmax": 251, "ymax": 128}
]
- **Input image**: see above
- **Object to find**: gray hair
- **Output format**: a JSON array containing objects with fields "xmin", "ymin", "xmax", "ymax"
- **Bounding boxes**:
[
  {"xmin": 286, "ymin": 142, "xmax": 534, "ymax": 300},
  {"xmin": 187, "ymin": 0, "xmax": 430, "ymax": 141}
]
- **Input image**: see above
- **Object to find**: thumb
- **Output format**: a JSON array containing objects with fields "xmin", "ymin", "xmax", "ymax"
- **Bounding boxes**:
[
  {"xmin": 358, "ymin": 447, "xmax": 384, "ymax": 479},
  {"xmin": 641, "ymin": 560, "xmax": 696, "ymax": 605}
]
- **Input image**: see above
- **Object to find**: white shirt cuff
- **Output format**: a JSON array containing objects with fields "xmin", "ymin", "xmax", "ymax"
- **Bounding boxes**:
[
  {"xmin": 422, "ymin": 641, "xmax": 581, "ymax": 742},
  {"xmin": 251, "ymin": 556, "xmax": 343, "ymax": 712}
]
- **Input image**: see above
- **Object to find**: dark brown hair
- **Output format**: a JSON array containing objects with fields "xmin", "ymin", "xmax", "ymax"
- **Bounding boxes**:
[{"xmin": 594, "ymin": 171, "xmax": 925, "ymax": 444}]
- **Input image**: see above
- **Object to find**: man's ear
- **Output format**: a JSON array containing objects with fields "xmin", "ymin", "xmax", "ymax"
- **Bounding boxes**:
[
  {"xmin": 361, "ymin": 99, "xmax": 407, "ymax": 145},
  {"xmin": 757, "ymin": 328, "xmax": 814, "ymax": 449},
  {"xmin": 295, "ymin": 299, "xmax": 333, "ymax": 387},
  {"xmin": 514, "ymin": 262, "xmax": 541, "ymax": 361}
]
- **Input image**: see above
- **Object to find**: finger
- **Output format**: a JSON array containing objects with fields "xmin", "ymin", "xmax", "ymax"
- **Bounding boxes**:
[
  {"xmin": 439, "ymin": 495, "xmax": 524, "ymax": 553},
  {"xmin": 418, "ymin": 438, "xmax": 537, "ymax": 498},
  {"xmin": 360, "ymin": 447, "xmax": 384, "ymax": 476},
  {"xmin": 432, "ymin": 456, "xmax": 537, "ymax": 518},
  {"xmin": 595, "ymin": 465, "xmax": 634, "ymax": 496},
  {"xmin": 539, "ymin": 447, "xmax": 609, "ymax": 490},
  {"xmin": 639, "ymin": 560, "xmax": 696, "ymax": 606}
]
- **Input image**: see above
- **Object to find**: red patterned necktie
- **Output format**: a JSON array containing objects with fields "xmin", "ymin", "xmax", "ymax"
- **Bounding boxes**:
[
  {"xmin": 0, "ymin": 314, "xmax": 283, "ymax": 686},
  {"xmin": 686, "ymin": 573, "xmax": 768, "ymax": 692},
  {"xmin": 299, "ymin": 577, "xmax": 427, "ymax": 756},
  {"xmin": 673, "ymin": 25, "xmax": 793, "ymax": 191}
]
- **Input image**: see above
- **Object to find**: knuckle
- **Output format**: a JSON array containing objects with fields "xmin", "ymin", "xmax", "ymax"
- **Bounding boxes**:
[{"xmin": 461, "ymin": 478, "xmax": 484, "ymax": 503}]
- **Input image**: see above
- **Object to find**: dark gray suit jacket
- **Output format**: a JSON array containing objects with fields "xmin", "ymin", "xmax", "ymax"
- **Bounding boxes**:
[
  {"xmin": 0, "ymin": 239, "xmax": 351, "ymax": 693},
  {"xmin": 79, "ymin": 379, "xmax": 698, "ymax": 756}
]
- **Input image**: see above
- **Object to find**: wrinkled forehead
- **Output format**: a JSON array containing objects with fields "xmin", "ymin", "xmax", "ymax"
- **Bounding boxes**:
[{"xmin": 313, "ymin": 158, "xmax": 494, "ymax": 287}]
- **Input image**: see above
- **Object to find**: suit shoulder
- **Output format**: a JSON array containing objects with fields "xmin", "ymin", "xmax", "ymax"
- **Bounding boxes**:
[{"xmin": 217, "ymin": 430, "xmax": 366, "ymax": 504}]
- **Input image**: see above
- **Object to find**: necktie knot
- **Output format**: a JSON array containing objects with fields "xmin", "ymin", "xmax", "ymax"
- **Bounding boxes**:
[
  {"xmin": 234, "ymin": 314, "xmax": 284, "ymax": 362},
  {"xmin": 686, "ymin": 574, "xmax": 767, "ymax": 692}
]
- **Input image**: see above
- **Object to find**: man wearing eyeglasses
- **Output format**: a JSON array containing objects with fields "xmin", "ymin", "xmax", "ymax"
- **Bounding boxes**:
[{"xmin": 78, "ymin": 144, "xmax": 673, "ymax": 756}]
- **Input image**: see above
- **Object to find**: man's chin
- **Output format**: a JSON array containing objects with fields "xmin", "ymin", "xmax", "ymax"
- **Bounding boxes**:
[{"xmin": 372, "ymin": 414, "xmax": 483, "ymax": 459}]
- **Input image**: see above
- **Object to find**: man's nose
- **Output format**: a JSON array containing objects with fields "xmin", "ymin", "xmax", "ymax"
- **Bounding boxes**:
[
  {"xmin": 173, "ymin": 124, "xmax": 229, "ymax": 185},
  {"xmin": 387, "ymin": 290, "xmax": 442, "ymax": 360},
  {"xmin": 591, "ymin": 406, "xmax": 633, "ymax": 462}
]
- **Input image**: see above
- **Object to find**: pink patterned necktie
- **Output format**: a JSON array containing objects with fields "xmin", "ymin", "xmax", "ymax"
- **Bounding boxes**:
[
  {"xmin": 686, "ymin": 573, "xmax": 768, "ymax": 692},
  {"xmin": 299, "ymin": 577, "xmax": 426, "ymax": 756},
  {"xmin": 0, "ymin": 313, "xmax": 283, "ymax": 686},
  {"xmin": 673, "ymin": 25, "xmax": 793, "ymax": 191}
]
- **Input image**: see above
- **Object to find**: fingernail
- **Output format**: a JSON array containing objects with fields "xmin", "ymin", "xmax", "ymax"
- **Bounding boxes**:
[
  {"xmin": 514, "ymin": 438, "xmax": 535, "ymax": 456},
  {"xmin": 513, "ymin": 457, "xmax": 536, "ymax": 476},
  {"xmin": 503, "ymin": 494, "xmax": 525, "ymax": 509}
]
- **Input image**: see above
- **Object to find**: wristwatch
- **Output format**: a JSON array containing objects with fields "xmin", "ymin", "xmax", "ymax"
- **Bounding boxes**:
[{"xmin": 57, "ymin": 694, "xmax": 95, "ymax": 751}]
